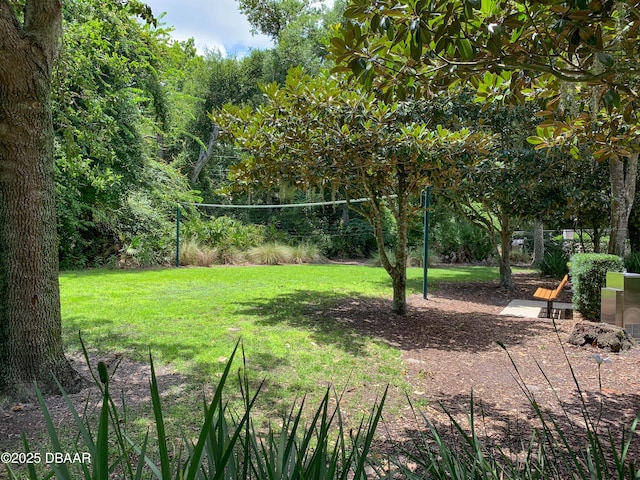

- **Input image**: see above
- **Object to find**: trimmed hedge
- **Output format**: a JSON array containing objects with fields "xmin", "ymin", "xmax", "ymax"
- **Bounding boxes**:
[{"xmin": 570, "ymin": 253, "xmax": 624, "ymax": 321}]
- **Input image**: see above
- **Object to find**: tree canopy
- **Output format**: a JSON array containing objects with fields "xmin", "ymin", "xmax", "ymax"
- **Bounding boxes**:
[
  {"xmin": 329, "ymin": 0, "xmax": 640, "ymax": 256},
  {"xmin": 214, "ymin": 68, "xmax": 488, "ymax": 313}
]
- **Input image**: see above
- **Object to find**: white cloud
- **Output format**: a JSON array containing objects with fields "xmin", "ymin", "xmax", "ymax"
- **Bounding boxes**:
[{"xmin": 144, "ymin": 0, "xmax": 274, "ymax": 56}]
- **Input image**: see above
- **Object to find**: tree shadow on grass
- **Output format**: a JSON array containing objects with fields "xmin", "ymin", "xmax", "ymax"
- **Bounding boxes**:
[
  {"xmin": 234, "ymin": 289, "xmax": 558, "ymax": 354},
  {"xmin": 234, "ymin": 290, "xmax": 377, "ymax": 357},
  {"xmin": 62, "ymin": 316, "xmax": 290, "ymax": 384}
]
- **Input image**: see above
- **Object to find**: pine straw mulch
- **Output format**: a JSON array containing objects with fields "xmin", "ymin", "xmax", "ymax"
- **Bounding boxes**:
[{"xmin": 2, "ymin": 269, "xmax": 640, "ymax": 465}]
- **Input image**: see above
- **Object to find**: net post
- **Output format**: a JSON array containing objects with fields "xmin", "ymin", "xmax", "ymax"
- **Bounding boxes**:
[
  {"xmin": 423, "ymin": 187, "xmax": 431, "ymax": 300},
  {"xmin": 175, "ymin": 204, "xmax": 181, "ymax": 268}
]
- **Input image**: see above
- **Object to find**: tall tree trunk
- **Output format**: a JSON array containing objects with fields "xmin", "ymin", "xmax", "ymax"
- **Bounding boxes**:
[
  {"xmin": 497, "ymin": 213, "xmax": 513, "ymax": 290},
  {"xmin": 391, "ymin": 171, "xmax": 409, "ymax": 315},
  {"xmin": 363, "ymin": 165, "xmax": 409, "ymax": 315},
  {"xmin": 0, "ymin": 1, "xmax": 81, "ymax": 399},
  {"xmin": 532, "ymin": 219, "xmax": 544, "ymax": 267},
  {"xmin": 608, "ymin": 154, "xmax": 638, "ymax": 257},
  {"xmin": 593, "ymin": 225, "xmax": 602, "ymax": 253}
]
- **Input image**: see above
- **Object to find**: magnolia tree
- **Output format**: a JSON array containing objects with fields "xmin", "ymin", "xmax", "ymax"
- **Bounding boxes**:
[
  {"xmin": 214, "ymin": 69, "xmax": 487, "ymax": 314},
  {"xmin": 438, "ymin": 94, "xmax": 561, "ymax": 288},
  {"xmin": 330, "ymin": 0, "xmax": 640, "ymax": 256}
]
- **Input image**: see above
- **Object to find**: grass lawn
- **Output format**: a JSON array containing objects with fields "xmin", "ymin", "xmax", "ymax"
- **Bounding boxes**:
[{"xmin": 59, "ymin": 264, "xmax": 499, "ymax": 428}]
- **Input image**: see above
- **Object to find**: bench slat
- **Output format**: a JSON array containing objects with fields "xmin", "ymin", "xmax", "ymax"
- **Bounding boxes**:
[
  {"xmin": 534, "ymin": 288, "xmax": 554, "ymax": 300},
  {"xmin": 533, "ymin": 275, "xmax": 569, "ymax": 319}
]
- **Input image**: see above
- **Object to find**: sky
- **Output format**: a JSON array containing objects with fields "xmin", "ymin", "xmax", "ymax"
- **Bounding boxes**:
[{"xmin": 143, "ymin": 0, "xmax": 275, "ymax": 57}]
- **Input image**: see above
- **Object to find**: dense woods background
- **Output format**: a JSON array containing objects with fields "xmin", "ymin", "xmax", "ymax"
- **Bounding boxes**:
[{"xmin": 53, "ymin": 0, "xmax": 627, "ymax": 275}]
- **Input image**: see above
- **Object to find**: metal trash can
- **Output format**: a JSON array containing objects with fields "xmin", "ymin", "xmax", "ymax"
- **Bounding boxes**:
[
  {"xmin": 601, "ymin": 287, "xmax": 624, "ymax": 326},
  {"xmin": 622, "ymin": 273, "xmax": 640, "ymax": 337},
  {"xmin": 601, "ymin": 271, "xmax": 640, "ymax": 337}
]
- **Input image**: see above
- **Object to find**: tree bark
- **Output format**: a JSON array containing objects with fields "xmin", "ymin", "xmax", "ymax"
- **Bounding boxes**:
[
  {"xmin": 0, "ymin": 0, "xmax": 81, "ymax": 398},
  {"xmin": 608, "ymin": 154, "xmax": 638, "ymax": 257},
  {"xmin": 361, "ymin": 163, "xmax": 409, "ymax": 315},
  {"xmin": 629, "ymin": 208, "xmax": 640, "ymax": 253},
  {"xmin": 497, "ymin": 212, "xmax": 513, "ymax": 290},
  {"xmin": 593, "ymin": 225, "xmax": 602, "ymax": 253},
  {"xmin": 367, "ymin": 195, "xmax": 408, "ymax": 316},
  {"xmin": 390, "ymin": 166, "xmax": 409, "ymax": 315},
  {"xmin": 190, "ymin": 125, "xmax": 220, "ymax": 183},
  {"xmin": 532, "ymin": 220, "xmax": 544, "ymax": 267}
]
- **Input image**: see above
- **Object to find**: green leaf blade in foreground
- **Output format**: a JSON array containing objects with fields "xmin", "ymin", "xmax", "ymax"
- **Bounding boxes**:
[
  {"xmin": 185, "ymin": 340, "xmax": 241, "ymax": 480},
  {"xmin": 34, "ymin": 382, "xmax": 73, "ymax": 480},
  {"xmin": 149, "ymin": 352, "xmax": 171, "ymax": 480}
]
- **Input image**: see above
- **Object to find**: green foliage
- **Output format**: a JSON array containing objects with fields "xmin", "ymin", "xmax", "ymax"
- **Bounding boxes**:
[
  {"xmin": 330, "ymin": 0, "xmax": 640, "ymax": 258},
  {"xmin": 539, "ymin": 240, "xmax": 571, "ymax": 279},
  {"xmin": 322, "ymin": 218, "xmax": 377, "ymax": 258},
  {"xmin": 431, "ymin": 214, "xmax": 494, "ymax": 263},
  {"xmin": 10, "ymin": 341, "xmax": 385, "ymax": 480},
  {"xmin": 182, "ymin": 216, "xmax": 266, "ymax": 255},
  {"xmin": 624, "ymin": 252, "xmax": 640, "ymax": 274},
  {"xmin": 332, "ymin": 0, "xmax": 640, "ymax": 116},
  {"xmin": 9, "ymin": 335, "xmax": 640, "ymax": 479},
  {"xmin": 570, "ymin": 253, "xmax": 624, "ymax": 321},
  {"xmin": 215, "ymin": 68, "xmax": 489, "ymax": 313},
  {"xmin": 237, "ymin": 0, "xmax": 341, "ymax": 83},
  {"xmin": 54, "ymin": 0, "xmax": 203, "ymax": 268}
]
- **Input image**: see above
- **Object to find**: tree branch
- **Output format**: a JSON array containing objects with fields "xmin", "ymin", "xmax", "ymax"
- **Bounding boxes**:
[
  {"xmin": 23, "ymin": 0, "xmax": 62, "ymax": 65},
  {"xmin": 0, "ymin": 0, "xmax": 22, "ymax": 67}
]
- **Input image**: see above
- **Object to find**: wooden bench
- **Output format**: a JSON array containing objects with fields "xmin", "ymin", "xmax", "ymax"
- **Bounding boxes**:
[{"xmin": 534, "ymin": 274, "xmax": 569, "ymax": 318}]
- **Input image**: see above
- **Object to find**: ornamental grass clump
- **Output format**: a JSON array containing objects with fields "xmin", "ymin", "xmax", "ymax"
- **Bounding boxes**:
[
  {"xmin": 290, "ymin": 243, "xmax": 324, "ymax": 264},
  {"xmin": 245, "ymin": 243, "xmax": 295, "ymax": 265},
  {"xmin": 179, "ymin": 238, "xmax": 219, "ymax": 266}
]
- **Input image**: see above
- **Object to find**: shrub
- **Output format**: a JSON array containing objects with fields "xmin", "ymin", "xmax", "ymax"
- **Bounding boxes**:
[
  {"xmin": 179, "ymin": 239, "xmax": 219, "ymax": 266},
  {"xmin": 539, "ymin": 240, "xmax": 571, "ymax": 278},
  {"xmin": 570, "ymin": 253, "xmax": 624, "ymax": 321},
  {"xmin": 245, "ymin": 243, "xmax": 295, "ymax": 265},
  {"xmin": 509, "ymin": 248, "xmax": 532, "ymax": 265},
  {"xmin": 432, "ymin": 216, "xmax": 493, "ymax": 263},
  {"xmin": 182, "ymin": 216, "xmax": 266, "ymax": 253},
  {"xmin": 624, "ymin": 251, "xmax": 640, "ymax": 273},
  {"xmin": 323, "ymin": 218, "xmax": 377, "ymax": 258}
]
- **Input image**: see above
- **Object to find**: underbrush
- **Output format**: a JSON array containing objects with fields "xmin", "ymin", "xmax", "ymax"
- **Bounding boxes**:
[
  {"xmin": 7, "ymin": 337, "xmax": 640, "ymax": 480},
  {"xmin": 179, "ymin": 240, "xmax": 325, "ymax": 266}
]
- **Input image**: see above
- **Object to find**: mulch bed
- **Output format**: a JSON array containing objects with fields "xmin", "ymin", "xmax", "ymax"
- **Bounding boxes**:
[{"xmin": 325, "ymin": 271, "xmax": 640, "ymax": 464}]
